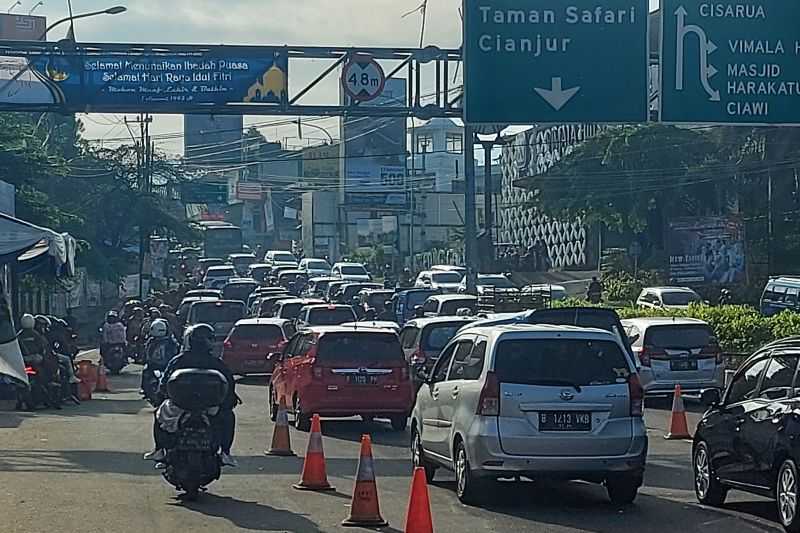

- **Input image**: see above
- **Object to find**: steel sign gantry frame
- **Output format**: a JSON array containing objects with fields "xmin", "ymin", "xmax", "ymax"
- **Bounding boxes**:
[{"xmin": 0, "ymin": 40, "xmax": 463, "ymax": 118}]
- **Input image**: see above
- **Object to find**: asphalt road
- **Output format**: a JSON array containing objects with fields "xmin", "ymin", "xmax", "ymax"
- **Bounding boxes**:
[{"xmin": 0, "ymin": 356, "xmax": 784, "ymax": 533}]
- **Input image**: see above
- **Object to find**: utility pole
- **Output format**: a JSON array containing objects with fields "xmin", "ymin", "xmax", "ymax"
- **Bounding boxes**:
[
  {"xmin": 464, "ymin": 126, "xmax": 477, "ymax": 294},
  {"xmin": 127, "ymin": 113, "xmax": 153, "ymax": 299},
  {"xmin": 482, "ymin": 142, "xmax": 494, "ymax": 270}
]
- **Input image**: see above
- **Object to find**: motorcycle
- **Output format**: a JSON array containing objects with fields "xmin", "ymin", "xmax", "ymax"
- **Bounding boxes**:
[
  {"xmin": 161, "ymin": 368, "xmax": 229, "ymax": 501},
  {"xmin": 104, "ymin": 344, "xmax": 128, "ymax": 375},
  {"xmin": 17, "ymin": 366, "xmax": 61, "ymax": 410}
]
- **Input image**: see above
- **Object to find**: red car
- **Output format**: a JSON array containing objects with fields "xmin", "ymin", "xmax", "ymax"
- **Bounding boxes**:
[
  {"xmin": 222, "ymin": 318, "xmax": 294, "ymax": 375},
  {"xmin": 269, "ymin": 326, "xmax": 413, "ymax": 431}
]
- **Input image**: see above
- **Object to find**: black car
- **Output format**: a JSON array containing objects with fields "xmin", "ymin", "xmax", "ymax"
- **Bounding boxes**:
[{"xmin": 693, "ymin": 340, "xmax": 800, "ymax": 532}]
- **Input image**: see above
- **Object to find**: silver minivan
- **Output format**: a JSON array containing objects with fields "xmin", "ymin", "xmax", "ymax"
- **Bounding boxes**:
[{"xmin": 411, "ymin": 324, "xmax": 647, "ymax": 505}]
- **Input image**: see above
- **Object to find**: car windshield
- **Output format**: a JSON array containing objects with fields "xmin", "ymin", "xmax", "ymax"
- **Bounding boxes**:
[
  {"xmin": 307, "ymin": 260, "xmax": 330, "ymax": 270},
  {"xmin": 646, "ymin": 325, "xmax": 712, "ymax": 349},
  {"xmin": 317, "ymin": 332, "xmax": 402, "ymax": 362},
  {"xmin": 308, "ymin": 307, "xmax": 356, "ymax": 325},
  {"xmin": 231, "ymin": 324, "xmax": 283, "ymax": 341},
  {"xmin": 478, "ymin": 276, "xmax": 516, "ymax": 288},
  {"xmin": 495, "ymin": 339, "xmax": 631, "ymax": 386},
  {"xmin": 421, "ymin": 323, "xmax": 464, "ymax": 351},
  {"xmin": 341, "ymin": 265, "xmax": 367, "ymax": 275},
  {"xmin": 193, "ymin": 302, "xmax": 245, "ymax": 324},
  {"xmin": 432, "ymin": 272, "xmax": 462, "ymax": 283},
  {"xmin": 273, "ymin": 252, "xmax": 296, "ymax": 263},
  {"xmin": 661, "ymin": 291, "xmax": 701, "ymax": 305}
]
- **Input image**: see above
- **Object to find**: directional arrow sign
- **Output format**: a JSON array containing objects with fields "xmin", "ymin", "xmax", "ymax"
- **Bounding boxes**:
[
  {"xmin": 463, "ymin": 0, "xmax": 649, "ymax": 124},
  {"xmin": 661, "ymin": 0, "xmax": 800, "ymax": 125}
]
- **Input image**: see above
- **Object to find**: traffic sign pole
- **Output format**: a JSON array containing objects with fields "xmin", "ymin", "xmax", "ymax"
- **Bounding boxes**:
[{"xmin": 464, "ymin": 125, "xmax": 478, "ymax": 294}]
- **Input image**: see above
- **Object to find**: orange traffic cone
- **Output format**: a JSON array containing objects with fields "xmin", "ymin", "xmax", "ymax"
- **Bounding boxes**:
[
  {"xmin": 342, "ymin": 434, "xmax": 388, "ymax": 528},
  {"xmin": 404, "ymin": 467, "xmax": 433, "ymax": 533},
  {"xmin": 77, "ymin": 380, "xmax": 92, "ymax": 401},
  {"xmin": 266, "ymin": 396, "xmax": 295, "ymax": 456},
  {"xmin": 95, "ymin": 361, "xmax": 110, "ymax": 392},
  {"xmin": 665, "ymin": 384, "xmax": 692, "ymax": 440},
  {"xmin": 293, "ymin": 414, "xmax": 334, "ymax": 491}
]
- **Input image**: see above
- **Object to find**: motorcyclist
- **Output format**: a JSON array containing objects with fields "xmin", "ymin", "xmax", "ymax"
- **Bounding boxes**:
[
  {"xmin": 398, "ymin": 267, "xmax": 412, "ymax": 288},
  {"xmin": 18, "ymin": 314, "xmax": 59, "ymax": 386},
  {"xmin": 144, "ymin": 324, "xmax": 238, "ymax": 467},
  {"xmin": 100, "ymin": 311, "xmax": 127, "ymax": 362},
  {"xmin": 159, "ymin": 304, "xmax": 179, "ymax": 337},
  {"xmin": 37, "ymin": 315, "xmax": 81, "ymax": 397},
  {"xmin": 140, "ymin": 318, "xmax": 179, "ymax": 396},
  {"xmin": 125, "ymin": 307, "xmax": 144, "ymax": 345},
  {"xmin": 140, "ymin": 307, "xmax": 162, "ymax": 343}
]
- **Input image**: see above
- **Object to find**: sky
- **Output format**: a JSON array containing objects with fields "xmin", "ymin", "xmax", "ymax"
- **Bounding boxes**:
[
  {"xmin": 25, "ymin": 0, "xmax": 464, "ymax": 154},
  {"xmin": 22, "ymin": 0, "xmax": 661, "ymax": 155}
]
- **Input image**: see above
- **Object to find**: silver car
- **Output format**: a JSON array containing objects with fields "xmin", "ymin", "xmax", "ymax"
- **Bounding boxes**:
[
  {"xmin": 410, "ymin": 324, "xmax": 648, "ymax": 505},
  {"xmin": 622, "ymin": 317, "xmax": 725, "ymax": 395}
]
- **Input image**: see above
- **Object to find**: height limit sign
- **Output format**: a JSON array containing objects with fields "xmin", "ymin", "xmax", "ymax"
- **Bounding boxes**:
[{"xmin": 342, "ymin": 55, "xmax": 386, "ymax": 102}]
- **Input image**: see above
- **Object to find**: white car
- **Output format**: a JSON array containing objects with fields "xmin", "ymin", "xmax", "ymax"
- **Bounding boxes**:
[
  {"xmin": 623, "ymin": 317, "xmax": 724, "ymax": 395},
  {"xmin": 636, "ymin": 287, "xmax": 702, "ymax": 310},
  {"xmin": 430, "ymin": 264, "xmax": 467, "ymax": 279},
  {"xmin": 415, "ymin": 270, "xmax": 463, "ymax": 293},
  {"xmin": 264, "ymin": 250, "xmax": 298, "ymax": 267},
  {"xmin": 459, "ymin": 273, "xmax": 518, "ymax": 295},
  {"xmin": 330, "ymin": 262, "xmax": 372, "ymax": 281},
  {"xmin": 203, "ymin": 265, "xmax": 237, "ymax": 289},
  {"xmin": 299, "ymin": 257, "xmax": 332, "ymax": 278}
]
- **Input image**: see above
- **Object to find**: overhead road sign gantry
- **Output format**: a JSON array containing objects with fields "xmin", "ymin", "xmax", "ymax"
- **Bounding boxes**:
[
  {"xmin": 661, "ymin": 0, "xmax": 800, "ymax": 125},
  {"xmin": 463, "ymin": 0, "xmax": 650, "ymax": 124}
]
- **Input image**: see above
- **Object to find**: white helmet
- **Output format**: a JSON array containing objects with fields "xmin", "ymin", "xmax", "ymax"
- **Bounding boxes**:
[
  {"xmin": 149, "ymin": 318, "xmax": 169, "ymax": 338},
  {"xmin": 20, "ymin": 313, "xmax": 35, "ymax": 330}
]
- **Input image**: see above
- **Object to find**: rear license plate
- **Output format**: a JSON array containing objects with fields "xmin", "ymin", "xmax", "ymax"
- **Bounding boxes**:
[
  {"xmin": 670, "ymin": 359, "xmax": 698, "ymax": 371},
  {"xmin": 539, "ymin": 411, "xmax": 591, "ymax": 431},
  {"xmin": 243, "ymin": 359, "xmax": 264, "ymax": 368},
  {"xmin": 347, "ymin": 375, "xmax": 378, "ymax": 385}
]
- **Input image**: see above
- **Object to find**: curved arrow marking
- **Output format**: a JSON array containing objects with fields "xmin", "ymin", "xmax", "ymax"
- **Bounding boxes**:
[{"xmin": 534, "ymin": 77, "xmax": 581, "ymax": 111}]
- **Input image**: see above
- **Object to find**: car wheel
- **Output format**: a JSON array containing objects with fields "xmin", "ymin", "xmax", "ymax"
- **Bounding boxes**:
[
  {"xmin": 454, "ymin": 440, "xmax": 488, "ymax": 505},
  {"xmin": 293, "ymin": 395, "xmax": 311, "ymax": 432},
  {"xmin": 606, "ymin": 474, "xmax": 640, "ymax": 506},
  {"xmin": 693, "ymin": 441, "xmax": 728, "ymax": 506},
  {"xmin": 411, "ymin": 428, "xmax": 436, "ymax": 483},
  {"xmin": 390, "ymin": 415, "xmax": 408, "ymax": 432},
  {"xmin": 778, "ymin": 459, "xmax": 800, "ymax": 532},
  {"xmin": 268, "ymin": 386, "xmax": 277, "ymax": 422}
]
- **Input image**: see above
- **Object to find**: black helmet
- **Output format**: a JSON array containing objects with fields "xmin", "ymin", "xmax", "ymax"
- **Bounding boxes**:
[
  {"xmin": 183, "ymin": 323, "xmax": 216, "ymax": 355},
  {"xmin": 106, "ymin": 310, "xmax": 119, "ymax": 324}
]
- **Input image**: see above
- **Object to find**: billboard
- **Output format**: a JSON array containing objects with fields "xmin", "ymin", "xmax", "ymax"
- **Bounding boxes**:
[
  {"xmin": 184, "ymin": 114, "xmax": 243, "ymax": 165},
  {"xmin": 0, "ymin": 14, "xmax": 45, "ymax": 40},
  {"xmin": 667, "ymin": 216, "xmax": 746, "ymax": 285},
  {"xmin": 0, "ymin": 44, "xmax": 288, "ymax": 112},
  {"xmin": 341, "ymin": 77, "xmax": 407, "ymax": 192}
]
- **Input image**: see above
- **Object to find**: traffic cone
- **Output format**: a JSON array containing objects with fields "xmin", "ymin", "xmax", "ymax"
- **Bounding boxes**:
[
  {"xmin": 266, "ymin": 396, "xmax": 295, "ymax": 456},
  {"xmin": 342, "ymin": 434, "xmax": 388, "ymax": 528},
  {"xmin": 95, "ymin": 362, "xmax": 111, "ymax": 392},
  {"xmin": 293, "ymin": 414, "xmax": 334, "ymax": 491},
  {"xmin": 665, "ymin": 384, "xmax": 692, "ymax": 440},
  {"xmin": 404, "ymin": 467, "xmax": 433, "ymax": 533},
  {"xmin": 77, "ymin": 379, "xmax": 92, "ymax": 401}
]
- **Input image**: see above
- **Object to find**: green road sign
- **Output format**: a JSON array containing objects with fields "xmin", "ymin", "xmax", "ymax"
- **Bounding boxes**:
[
  {"xmin": 181, "ymin": 182, "xmax": 228, "ymax": 204},
  {"xmin": 463, "ymin": 0, "xmax": 649, "ymax": 124},
  {"xmin": 661, "ymin": 0, "xmax": 800, "ymax": 125}
]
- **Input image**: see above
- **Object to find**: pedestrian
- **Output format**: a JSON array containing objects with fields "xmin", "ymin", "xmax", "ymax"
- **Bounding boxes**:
[{"xmin": 587, "ymin": 276, "xmax": 604, "ymax": 304}]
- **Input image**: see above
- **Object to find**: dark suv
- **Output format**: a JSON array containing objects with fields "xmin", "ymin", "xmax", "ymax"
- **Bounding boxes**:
[{"xmin": 693, "ymin": 338, "xmax": 800, "ymax": 532}]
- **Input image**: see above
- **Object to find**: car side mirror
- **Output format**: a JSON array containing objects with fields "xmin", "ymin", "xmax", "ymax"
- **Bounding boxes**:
[
  {"xmin": 701, "ymin": 388, "xmax": 721, "ymax": 407},
  {"xmin": 627, "ymin": 333, "xmax": 640, "ymax": 345}
]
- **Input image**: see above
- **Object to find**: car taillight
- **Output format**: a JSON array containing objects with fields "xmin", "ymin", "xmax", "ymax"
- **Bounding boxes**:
[
  {"xmin": 629, "ymin": 374, "xmax": 644, "ymax": 417},
  {"xmin": 25, "ymin": 366, "xmax": 37, "ymax": 376},
  {"xmin": 639, "ymin": 345, "xmax": 666, "ymax": 367},
  {"xmin": 701, "ymin": 343, "xmax": 724, "ymax": 364},
  {"xmin": 476, "ymin": 371, "xmax": 500, "ymax": 416}
]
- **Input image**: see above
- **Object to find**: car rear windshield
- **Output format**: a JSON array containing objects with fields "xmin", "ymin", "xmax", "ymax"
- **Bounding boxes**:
[
  {"xmin": 279, "ymin": 303, "xmax": 304, "ymax": 319},
  {"xmin": 341, "ymin": 265, "xmax": 367, "ymax": 275},
  {"xmin": 224, "ymin": 284, "xmax": 258, "ymax": 300},
  {"xmin": 308, "ymin": 308, "xmax": 355, "ymax": 325},
  {"xmin": 478, "ymin": 276, "xmax": 515, "ymax": 288},
  {"xmin": 274, "ymin": 253, "xmax": 296, "ymax": 263},
  {"xmin": 250, "ymin": 267, "xmax": 269, "ymax": 281},
  {"xmin": 494, "ymin": 339, "xmax": 631, "ymax": 386},
  {"xmin": 440, "ymin": 299, "xmax": 478, "ymax": 316},
  {"xmin": 232, "ymin": 256, "xmax": 255, "ymax": 266},
  {"xmin": 645, "ymin": 325, "xmax": 712, "ymax": 349},
  {"xmin": 407, "ymin": 291, "xmax": 435, "ymax": 309},
  {"xmin": 193, "ymin": 303, "xmax": 245, "ymax": 324},
  {"xmin": 307, "ymin": 260, "xmax": 330, "ymax": 270},
  {"xmin": 231, "ymin": 324, "xmax": 283, "ymax": 341},
  {"xmin": 208, "ymin": 267, "xmax": 236, "ymax": 276},
  {"xmin": 367, "ymin": 292, "xmax": 393, "ymax": 308},
  {"xmin": 432, "ymin": 272, "xmax": 462, "ymax": 283},
  {"xmin": 421, "ymin": 323, "xmax": 463, "ymax": 351},
  {"xmin": 661, "ymin": 291, "xmax": 701, "ymax": 306},
  {"xmin": 317, "ymin": 332, "xmax": 403, "ymax": 362}
]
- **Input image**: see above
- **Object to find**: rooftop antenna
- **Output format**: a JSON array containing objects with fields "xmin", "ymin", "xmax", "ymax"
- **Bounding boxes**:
[
  {"xmin": 28, "ymin": 1, "xmax": 43, "ymax": 14},
  {"xmin": 7, "ymin": 1, "xmax": 21, "ymax": 13}
]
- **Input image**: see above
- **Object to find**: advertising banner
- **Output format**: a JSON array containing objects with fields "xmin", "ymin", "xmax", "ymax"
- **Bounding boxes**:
[
  {"xmin": 667, "ymin": 216, "xmax": 746, "ymax": 285},
  {"xmin": 0, "ymin": 44, "xmax": 288, "ymax": 112},
  {"xmin": 342, "ymin": 77, "xmax": 407, "ymax": 193}
]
